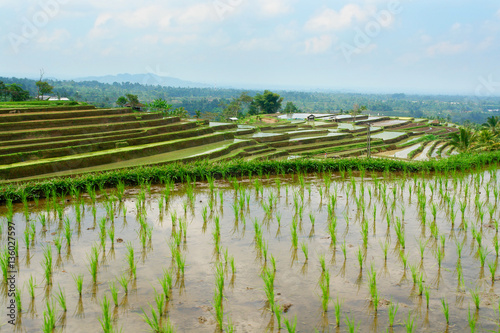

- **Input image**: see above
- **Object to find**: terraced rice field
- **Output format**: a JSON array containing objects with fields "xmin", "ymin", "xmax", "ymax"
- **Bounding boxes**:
[
  {"xmin": 0, "ymin": 105, "xmax": 458, "ymax": 181},
  {"xmin": 2, "ymin": 167, "xmax": 500, "ymax": 332}
]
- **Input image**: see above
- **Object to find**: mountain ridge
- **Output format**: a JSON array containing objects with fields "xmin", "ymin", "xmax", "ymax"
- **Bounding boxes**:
[{"xmin": 73, "ymin": 73, "xmax": 211, "ymax": 88}]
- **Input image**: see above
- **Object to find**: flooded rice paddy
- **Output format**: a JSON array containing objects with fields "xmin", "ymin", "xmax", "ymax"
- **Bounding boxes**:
[{"xmin": 2, "ymin": 168, "xmax": 500, "ymax": 332}]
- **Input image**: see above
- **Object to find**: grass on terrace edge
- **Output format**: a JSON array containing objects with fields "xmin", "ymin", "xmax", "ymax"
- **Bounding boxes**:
[{"xmin": 1, "ymin": 151, "xmax": 499, "ymax": 202}]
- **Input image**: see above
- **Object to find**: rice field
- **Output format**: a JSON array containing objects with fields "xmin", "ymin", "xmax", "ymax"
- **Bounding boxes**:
[{"xmin": 2, "ymin": 166, "xmax": 500, "ymax": 332}]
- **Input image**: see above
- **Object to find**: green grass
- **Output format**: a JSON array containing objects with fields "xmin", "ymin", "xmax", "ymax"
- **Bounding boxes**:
[
  {"xmin": 73, "ymin": 274, "xmax": 83, "ymax": 296},
  {"xmin": 42, "ymin": 300, "xmax": 57, "ymax": 333},
  {"xmin": 109, "ymin": 281, "xmax": 119, "ymax": 307},
  {"xmin": 388, "ymin": 300, "xmax": 399, "ymax": 327},
  {"xmin": 55, "ymin": 285, "xmax": 67, "ymax": 312},
  {"xmin": 99, "ymin": 295, "xmax": 114, "ymax": 333},
  {"xmin": 3, "ymin": 152, "xmax": 500, "ymax": 202}
]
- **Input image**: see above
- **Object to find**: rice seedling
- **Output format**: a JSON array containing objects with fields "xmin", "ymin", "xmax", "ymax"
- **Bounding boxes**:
[
  {"xmin": 290, "ymin": 222, "xmax": 298, "ymax": 249},
  {"xmin": 117, "ymin": 274, "xmax": 129, "ymax": 295},
  {"xmin": 262, "ymin": 267, "xmax": 275, "ymax": 311},
  {"xmin": 42, "ymin": 245, "xmax": 52, "ymax": 284},
  {"xmin": 212, "ymin": 287, "xmax": 224, "ymax": 329},
  {"xmin": 100, "ymin": 295, "xmax": 114, "ymax": 333},
  {"xmin": 55, "ymin": 285, "xmax": 67, "ymax": 312},
  {"xmin": 126, "ymin": 242, "xmax": 136, "ymax": 279},
  {"xmin": 284, "ymin": 315, "xmax": 297, "ymax": 333},
  {"xmin": 431, "ymin": 203, "xmax": 437, "ymax": 221},
  {"xmin": 409, "ymin": 263, "xmax": 418, "ymax": 285},
  {"xmin": 333, "ymin": 297, "xmax": 342, "ymax": 327},
  {"xmin": 417, "ymin": 273, "xmax": 424, "ymax": 295},
  {"xmin": 388, "ymin": 300, "xmax": 399, "ymax": 327},
  {"xmin": 301, "ymin": 242, "xmax": 308, "ymax": 262},
  {"xmin": 456, "ymin": 240, "xmax": 464, "ymax": 258},
  {"xmin": 24, "ymin": 228, "xmax": 31, "ymax": 250},
  {"xmin": 470, "ymin": 288, "xmax": 480, "ymax": 309},
  {"xmin": 274, "ymin": 303, "xmax": 282, "ymax": 330},
  {"xmin": 328, "ymin": 219, "xmax": 337, "ymax": 248},
  {"xmin": 341, "ymin": 241, "xmax": 347, "ymax": 261},
  {"xmin": 318, "ymin": 254, "xmax": 326, "ymax": 272},
  {"xmin": 108, "ymin": 225, "xmax": 115, "ymax": 246},
  {"xmin": 478, "ymin": 246, "xmax": 488, "ymax": 267},
  {"xmin": 400, "ymin": 250, "xmax": 409, "ymax": 270},
  {"xmin": 39, "ymin": 213, "xmax": 47, "ymax": 230},
  {"xmin": 309, "ymin": 213, "xmax": 315, "ymax": 226},
  {"xmin": 73, "ymin": 274, "xmax": 83, "ymax": 296},
  {"xmin": 468, "ymin": 306, "xmax": 477, "ymax": 332},
  {"xmin": 171, "ymin": 211, "xmax": 177, "ymax": 227},
  {"xmin": 424, "ymin": 286, "xmax": 430, "ymax": 308},
  {"xmin": 357, "ymin": 246, "xmax": 364, "ymax": 270},
  {"xmin": 434, "ymin": 247, "xmax": 444, "ymax": 269},
  {"xmin": 64, "ymin": 217, "xmax": 72, "ymax": 246},
  {"xmin": 14, "ymin": 288, "xmax": 22, "ymax": 313},
  {"xmin": 405, "ymin": 311, "xmax": 416, "ymax": 332},
  {"xmin": 88, "ymin": 253, "xmax": 99, "ymax": 284},
  {"xmin": 344, "ymin": 314, "xmax": 360, "ymax": 333},
  {"xmin": 42, "ymin": 299, "xmax": 57, "ymax": 333},
  {"xmin": 459, "ymin": 200, "xmax": 467, "ymax": 221},
  {"xmin": 175, "ymin": 250, "xmax": 186, "ymax": 276},
  {"xmin": 26, "ymin": 275, "xmax": 36, "ymax": 299},
  {"xmin": 158, "ymin": 268, "xmax": 173, "ymax": 300},
  {"xmin": 319, "ymin": 270, "xmax": 330, "ymax": 313},
  {"xmin": 109, "ymin": 281, "xmax": 119, "ymax": 307},
  {"xmin": 441, "ymin": 297, "xmax": 449, "ymax": 325},
  {"xmin": 488, "ymin": 260, "xmax": 497, "ymax": 283}
]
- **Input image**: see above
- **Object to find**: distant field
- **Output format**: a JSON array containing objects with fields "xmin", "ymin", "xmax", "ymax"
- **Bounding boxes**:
[
  {"xmin": 0, "ymin": 100, "xmax": 80, "ymax": 108},
  {"xmin": 0, "ymin": 104, "xmax": 458, "ymax": 182}
]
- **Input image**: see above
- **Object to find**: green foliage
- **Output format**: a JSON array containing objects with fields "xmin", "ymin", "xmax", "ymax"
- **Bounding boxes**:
[
  {"xmin": 251, "ymin": 90, "xmax": 283, "ymax": 114},
  {"xmin": 116, "ymin": 96, "xmax": 127, "ymax": 106},
  {"xmin": 3, "ymin": 152, "xmax": 500, "ymax": 203},
  {"xmin": 283, "ymin": 101, "xmax": 300, "ymax": 114},
  {"xmin": 36, "ymin": 81, "xmax": 53, "ymax": 100}
]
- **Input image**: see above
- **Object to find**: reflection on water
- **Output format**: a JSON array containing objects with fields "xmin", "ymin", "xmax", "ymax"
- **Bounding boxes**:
[{"xmin": 2, "ymin": 168, "xmax": 500, "ymax": 331}]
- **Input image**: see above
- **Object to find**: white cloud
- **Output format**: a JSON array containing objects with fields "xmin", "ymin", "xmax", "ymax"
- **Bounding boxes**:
[
  {"xmin": 162, "ymin": 34, "xmax": 198, "ymax": 45},
  {"xmin": 451, "ymin": 22, "xmax": 461, "ymax": 31},
  {"xmin": 37, "ymin": 29, "xmax": 71, "ymax": 44},
  {"xmin": 477, "ymin": 36, "xmax": 493, "ymax": 51},
  {"xmin": 305, "ymin": 5, "xmax": 373, "ymax": 32},
  {"xmin": 426, "ymin": 41, "xmax": 468, "ymax": 56},
  {"xmin": 177, "ymin": 3, "xmax": 217, "ymax": 25},
  {"xmin": 232, "ymin": 37, "xmax": 282, "ymax": 52},
  {"xmin": 420, "ymin": 34, "xmax": 432, "ymax": 44},
  {"xmin": 305, "ymin": 35, "xmax": 334, "ymax": 54},
  {"xmin": 396, "ymin": 53, "xmax": 421, "ymax": 66},
  {"xmin": 258, "ymin": 0, "xmax": 292, "ymax": 17}
]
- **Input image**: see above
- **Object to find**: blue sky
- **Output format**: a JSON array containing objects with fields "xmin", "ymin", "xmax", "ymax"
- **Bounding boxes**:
[{"xmin": 2, "ymin": 0, "xmax": 500, "ymax": 95}]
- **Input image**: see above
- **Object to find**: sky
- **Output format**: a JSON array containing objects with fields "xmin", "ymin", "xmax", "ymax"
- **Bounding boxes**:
[{"xmin": 1, "ymin": 0, "xmax": 500, "ymax": 95}]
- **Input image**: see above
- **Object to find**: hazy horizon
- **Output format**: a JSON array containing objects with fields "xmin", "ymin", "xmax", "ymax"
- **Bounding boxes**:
[{"xmin": 3, "ymin": 1, "xmax": 500, "ymax": 96}]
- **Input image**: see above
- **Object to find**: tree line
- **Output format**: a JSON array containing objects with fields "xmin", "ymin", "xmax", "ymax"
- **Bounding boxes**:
[{"xmin": 2, "ymin": 76, "xmax": 500, "ymax": 125}]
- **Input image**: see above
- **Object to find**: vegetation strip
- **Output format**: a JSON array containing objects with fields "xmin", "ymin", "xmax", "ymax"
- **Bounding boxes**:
[{"xmin": 1, "ymin": 151, "xmax": 500, "ymax": 202}]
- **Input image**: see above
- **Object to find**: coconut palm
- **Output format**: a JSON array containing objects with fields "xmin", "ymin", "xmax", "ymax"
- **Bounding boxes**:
[
  {"xmin": 482, "ymin": 116, "xmax": 500, "ymax": 135},
  {"xmin": 449, "ymin": 127, "xmax": 476, "ymax": 153},
  {"xmin": 475, "ymin": 129, "xmax": 500, "ymax": 151}
]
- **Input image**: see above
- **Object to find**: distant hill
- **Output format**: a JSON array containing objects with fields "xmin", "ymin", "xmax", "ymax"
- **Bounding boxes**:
[{"xmin": 74, "ymin": 73, "xmax": 211, "ymax": 88}]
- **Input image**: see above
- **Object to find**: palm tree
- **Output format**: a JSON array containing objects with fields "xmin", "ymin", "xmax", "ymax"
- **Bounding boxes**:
[
  {"xmin": 449, "ymin": 127, "xmax": 476, "ymax": 153},
  {"xmin": 482, "ymin": 116, "xmax": 500, "ymax": 135}
]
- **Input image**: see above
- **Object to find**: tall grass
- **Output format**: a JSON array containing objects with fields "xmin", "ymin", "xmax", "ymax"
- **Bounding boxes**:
[{"xmin": 3, "ymin": 153, "xmax": 500, "ymax": 202}]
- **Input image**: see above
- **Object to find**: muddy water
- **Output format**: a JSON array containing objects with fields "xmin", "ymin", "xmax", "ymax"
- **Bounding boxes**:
[{"xmin": 2, "ymin": 169, "xmax": 500, "ymax": 332}]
